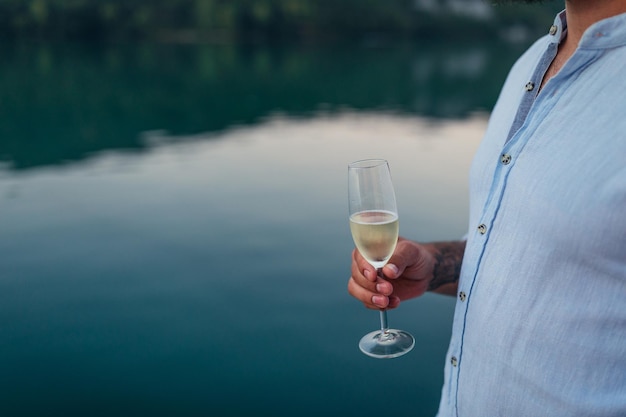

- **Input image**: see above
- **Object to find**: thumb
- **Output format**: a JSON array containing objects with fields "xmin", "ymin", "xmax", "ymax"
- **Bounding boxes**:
[
  {"xmin": 382, "ymin": 262, "xmax": 401, "ymax": 279},
  {"xmin": 384, "ymin": 238, "xmax": 434, "ymax": 282},
  {"xmin": 382, "ymin": 238, "xmax": 420, "ymax": 278}
]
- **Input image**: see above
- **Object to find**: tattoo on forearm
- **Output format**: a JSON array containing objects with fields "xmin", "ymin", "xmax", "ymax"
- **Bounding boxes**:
[{"xmin": 428, "ymin": 241, "xmax": 466, "ymax": 292}]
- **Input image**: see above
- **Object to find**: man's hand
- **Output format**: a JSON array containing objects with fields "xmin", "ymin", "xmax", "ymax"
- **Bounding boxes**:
[{"xmin": 347, "ymin": 238, "xmax": 466, "ymax": 309}]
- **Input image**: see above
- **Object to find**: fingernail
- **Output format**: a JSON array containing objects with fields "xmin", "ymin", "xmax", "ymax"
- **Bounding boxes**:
[
  {"xmin": 372, "ymin": 295, "xmax": 386, "ymax": 307},
  {"xmin": 376, "ymin": 283, "xmax": 391, "ymax": 295},
  {"xmin": 364, "ymin": 269, "xmax": 372, "ymax": 280},
  {"xmin": 386, "ymin": 263, "xmax": 399, "ymax": 275}
]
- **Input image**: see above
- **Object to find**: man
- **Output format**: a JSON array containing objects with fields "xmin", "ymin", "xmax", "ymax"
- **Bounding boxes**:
[{"xmin": 348, "ymin": 1, "xmax": 626, "ymax": 416}]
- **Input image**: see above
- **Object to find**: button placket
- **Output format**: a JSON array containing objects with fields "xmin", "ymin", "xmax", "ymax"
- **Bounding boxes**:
[{"xmin": 441, "ymin": 24, "xmax": 572, "ymax": 410}]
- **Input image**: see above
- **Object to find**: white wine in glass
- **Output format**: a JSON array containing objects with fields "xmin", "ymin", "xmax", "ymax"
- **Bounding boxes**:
[{"xmin": 348, "ymin": 159, "xmax": 415, "ymax": 358}]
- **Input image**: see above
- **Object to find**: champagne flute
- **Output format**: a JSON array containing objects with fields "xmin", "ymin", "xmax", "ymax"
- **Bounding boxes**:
[{"xmin": 348, "ymin": 159, "xmax": 415, "ymax": 358}]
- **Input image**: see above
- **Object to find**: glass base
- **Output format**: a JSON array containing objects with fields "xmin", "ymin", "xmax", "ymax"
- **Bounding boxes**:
[{"xmin": 359, "ymin": 329, "xmax": 415, "ymax": 359}]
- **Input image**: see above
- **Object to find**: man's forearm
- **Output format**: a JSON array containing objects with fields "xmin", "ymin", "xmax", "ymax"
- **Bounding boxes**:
[{"xmin": 427, "ymin": 240, "xmax": 466, "ymax": 296}]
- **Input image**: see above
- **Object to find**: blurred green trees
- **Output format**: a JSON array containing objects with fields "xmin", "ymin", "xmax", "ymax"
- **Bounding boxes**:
[{"xmin": 1, "ymin": 0, "xmax": 562, "ymax": 42}]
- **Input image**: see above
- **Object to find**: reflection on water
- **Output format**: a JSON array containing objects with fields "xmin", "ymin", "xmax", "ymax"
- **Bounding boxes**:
[
  {"xmin": 0, "ymin": 41, "xmax": 524, "ymax": 171},
  {"xmin": 0, "ymin": 111, "xmax": 485, "ymax": 417}
]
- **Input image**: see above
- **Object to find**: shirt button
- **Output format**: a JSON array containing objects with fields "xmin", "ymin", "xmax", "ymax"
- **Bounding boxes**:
[
  {"xmin": 477, "ymin": 224, "xmax": 487, "ymax": 234},
  {"xmin": 501, "ymin": 154, "xmax": 511, "ymax": 165},
  {"xmin": 525, "ymin": 81, "xmax": 535, "ymax": 92},
  {"xmin": 459, "ymin": 291, "xmax": 466, "ymax": 302},
  {"xmin": 549, "ymin": 25, "xmax": 557, "ymax": 35},
  {"xmin": 451, "ymin": 356, "xmax": 458, "ymax": 367}
]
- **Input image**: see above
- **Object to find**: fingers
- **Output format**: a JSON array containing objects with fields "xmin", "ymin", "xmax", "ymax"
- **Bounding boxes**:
[
  {"xmin": 350, "ymin": 250, "xmax": 393, "ymax": 295},
  {"xmin": 347, "ymin": 277, "xmax": 389, "ymax": 309},
  {"xmin": 349, "ymin": 249, "xmax": 395, "ymax": 309},
  {"xmin": 348, "ymin": 239, "xmax": 434, "ymax": 310}
]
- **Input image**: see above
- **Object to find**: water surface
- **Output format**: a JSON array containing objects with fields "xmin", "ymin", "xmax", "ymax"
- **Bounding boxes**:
[{"xmin": 0, "ymin": 41, "xmax": 510, "ymax": 417}]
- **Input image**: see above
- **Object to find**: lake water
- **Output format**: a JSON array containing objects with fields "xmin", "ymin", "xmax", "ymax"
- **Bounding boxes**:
[{"xmin": 0, "ymin": 41, "xmax": 525, "ymax": 417}]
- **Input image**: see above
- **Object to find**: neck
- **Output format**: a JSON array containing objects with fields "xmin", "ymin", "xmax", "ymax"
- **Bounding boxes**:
[
  {"xmin": 565, "ymin": 0, "xmax": 626, "ymax": 46},
  {"xmin": 539, "ymin": 0, "xmax": 626, "ymax": 91}
]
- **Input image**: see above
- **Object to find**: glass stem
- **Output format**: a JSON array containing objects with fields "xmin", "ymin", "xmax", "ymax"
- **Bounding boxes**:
[
  {"xmin": 377, "ymin": 268, "xmax": 389, "ymax": 335},
  {"xmin": 379, "ymin": 310, "xmax": 389, "ymax": 335}
]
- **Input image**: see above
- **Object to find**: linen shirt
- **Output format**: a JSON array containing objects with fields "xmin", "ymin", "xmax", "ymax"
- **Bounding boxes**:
[{"xmin": 437, "ymin": 11, "xmax": 626, "ymax": 417}]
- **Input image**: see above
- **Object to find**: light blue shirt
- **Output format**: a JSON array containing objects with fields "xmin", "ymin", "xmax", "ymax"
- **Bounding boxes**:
[{"xmin": 437, "ymin": 11, "xmax": 626, "ymax": 417}]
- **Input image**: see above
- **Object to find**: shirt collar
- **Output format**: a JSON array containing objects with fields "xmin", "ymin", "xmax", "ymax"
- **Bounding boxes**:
[
  {"xmin": 548, "ymin": 9, "xmax": 626, "ymax": 50},
  {"xmin": 548, "ymin": 10, "xmax": 568, "ymax": 45}
]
